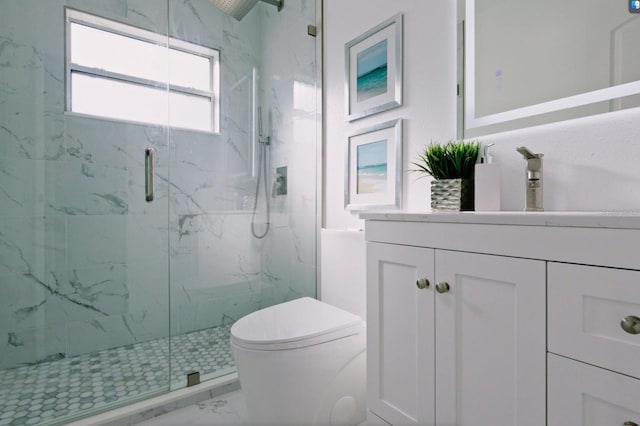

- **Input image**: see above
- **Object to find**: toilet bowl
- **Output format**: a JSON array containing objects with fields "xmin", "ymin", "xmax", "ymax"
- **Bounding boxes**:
[{"xmin": 230, "ymin": 297, "xmax": 366, "ymax": 426}]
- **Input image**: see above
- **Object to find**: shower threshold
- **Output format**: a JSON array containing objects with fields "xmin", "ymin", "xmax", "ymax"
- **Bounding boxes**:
[{"xmin": 0, "ymin": 324, "xmax": 236, "ymax": 426}]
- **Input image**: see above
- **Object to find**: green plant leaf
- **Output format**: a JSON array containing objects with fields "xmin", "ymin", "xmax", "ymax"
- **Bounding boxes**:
[{"xmin": 411, "ymin": 140, "xmax": 480, "ymax": 180}]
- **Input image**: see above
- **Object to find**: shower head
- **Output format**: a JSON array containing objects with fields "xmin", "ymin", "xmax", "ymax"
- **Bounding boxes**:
[{"xmin": 208, "ymin": 0, "xmax": 283, "ymax": 21}]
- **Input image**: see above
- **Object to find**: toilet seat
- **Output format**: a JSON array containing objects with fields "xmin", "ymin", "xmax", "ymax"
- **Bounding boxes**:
[{"xmin": 230, "ymin": 297, "xmax": 363, "ymax": 351}]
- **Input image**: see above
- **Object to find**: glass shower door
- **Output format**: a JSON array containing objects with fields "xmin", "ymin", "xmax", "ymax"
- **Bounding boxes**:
[
  {"xmin": 0, "ymin": 0, "xmax": 172, "ymax": 424},
  {"xmin": 167, "ymin": 0, "xmax": 319, "ymax": 389}
]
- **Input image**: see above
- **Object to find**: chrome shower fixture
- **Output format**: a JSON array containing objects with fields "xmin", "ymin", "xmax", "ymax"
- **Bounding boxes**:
[{"xmin": 208, "ymin": 0, "xmax": 283, "ymax": 21}]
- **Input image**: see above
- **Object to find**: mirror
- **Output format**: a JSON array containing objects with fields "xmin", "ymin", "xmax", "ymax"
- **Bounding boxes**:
[{"xmin": 461, "ymin": 0, "xmax": 640, "ymax": 137}]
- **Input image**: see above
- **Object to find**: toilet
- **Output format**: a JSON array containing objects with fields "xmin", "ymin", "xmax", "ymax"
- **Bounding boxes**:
[{"xmin": 230, "ymin": 297, "xmax": 366, "ymax": 426}]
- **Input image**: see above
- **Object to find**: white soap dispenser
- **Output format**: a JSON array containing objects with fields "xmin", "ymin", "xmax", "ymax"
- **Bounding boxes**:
[{"xmin": 474, "ymin": 143, "xmax": 501, "ymax": 211}]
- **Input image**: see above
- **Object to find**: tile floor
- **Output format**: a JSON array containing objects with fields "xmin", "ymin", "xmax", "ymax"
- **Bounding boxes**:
[
  {"xmin": 0, "ymin": 325, "xmax": 235, "ymax": 426},
  {"xmin": 136, "ymin": 390, "xmax": 249, "ymax": 426},
  {"xmin": 137, "ymin": 390, "xmax": 370, "ymax": 426}
]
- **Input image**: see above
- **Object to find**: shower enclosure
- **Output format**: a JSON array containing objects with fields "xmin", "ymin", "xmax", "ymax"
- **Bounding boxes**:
[{"xmin": 0, "ymin": 0, "xmax": 319, "ymax": 424}]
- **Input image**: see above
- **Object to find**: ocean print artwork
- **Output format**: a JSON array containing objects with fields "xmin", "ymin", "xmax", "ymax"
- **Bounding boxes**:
[
  {"xmin": 356, "ymin": 39, "xmax": 388, "ymax": 102},
  {"xmin": 357, "ymin": 139, "xmax": 388, "ymax": 194}
]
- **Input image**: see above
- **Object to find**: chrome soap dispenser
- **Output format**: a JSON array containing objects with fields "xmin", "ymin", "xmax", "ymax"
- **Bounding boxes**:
[{"xmin": 516, "ymin": 146, "xmax": 543, "ymax": 212}]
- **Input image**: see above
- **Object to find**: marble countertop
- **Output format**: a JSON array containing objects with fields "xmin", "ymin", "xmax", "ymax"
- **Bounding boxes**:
[{"xmin": 359, "ymin": 211, "xmax": 640, "ymax": 229}]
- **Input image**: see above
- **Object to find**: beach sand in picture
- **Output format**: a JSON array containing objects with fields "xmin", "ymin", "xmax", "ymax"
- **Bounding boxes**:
[
  {"xmin": 357, "ymin": 166, "xmax": 387, "ymax": 194},
  {"xmin": 357, "ymin": 139, "xmax": 387, "ymax": 194}
]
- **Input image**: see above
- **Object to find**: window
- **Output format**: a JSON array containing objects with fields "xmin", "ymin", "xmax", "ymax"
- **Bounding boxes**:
[{"xmin": 65, "ymin": 9, "xmax": 220, "ymax": 133}]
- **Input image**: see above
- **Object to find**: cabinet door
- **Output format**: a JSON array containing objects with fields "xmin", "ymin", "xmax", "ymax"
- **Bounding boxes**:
[
  {"xmin": 434, "ymin": 251, "xmax": 546, "ymax": 426},
  {"xmin": 367, "ymin": 242, "xmax": 435, "ymax": 425}
]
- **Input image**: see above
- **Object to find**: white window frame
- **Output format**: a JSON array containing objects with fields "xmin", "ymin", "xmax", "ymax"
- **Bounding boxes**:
[{"xmin": 65, "ymin": 8, "xmax": 220, "ymax": 134}]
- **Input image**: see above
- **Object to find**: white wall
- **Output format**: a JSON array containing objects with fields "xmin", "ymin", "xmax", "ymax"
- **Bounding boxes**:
[
  {"xmin": 320, "ymin": 228, "xmax": 366, "ymax": 319},
  {"xmin": 321, "ymin": 0, "xmax": 640, "ymax": 313},
  {"xmin": 483, "ymin": 108, "xmax": 640, "ymax": 212},
  {"xmin": 321, "ymin": 0, "xmax": 456, "ymax": 316},
  {"xmin": 324, "ymin": 0, "xmax": 457, "ymax": 230}
]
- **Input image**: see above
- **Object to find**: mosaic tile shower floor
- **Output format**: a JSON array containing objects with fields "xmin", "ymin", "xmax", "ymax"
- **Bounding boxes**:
[{"xmin": 0, "ymin": 325, "xmax": 235, "ymax": 426}]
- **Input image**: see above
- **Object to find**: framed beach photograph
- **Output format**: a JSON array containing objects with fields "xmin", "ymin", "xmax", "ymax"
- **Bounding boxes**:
[
  {"xmin": 345, "ymin": 13, "xmax": 403, "ymax": 121},
  {"xmin": 345, "ymin": 119, "xmax": 403, "ymax": 211}
]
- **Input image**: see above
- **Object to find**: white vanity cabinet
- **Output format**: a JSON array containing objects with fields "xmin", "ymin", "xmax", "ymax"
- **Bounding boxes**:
[
  {"xmin": 547, "ymin": 353, "xmax": 640, "ymax": 425},
  {"xmin": 547, "ymin": 263, "xmax": 640, "ymax": 426},
  {"xmin": 367, "ymin": 242, "xmax": 545, "ymax": 426},
  {"xmin": 363, "ymin": 213, "xmax": 640, "ymax": 426}
]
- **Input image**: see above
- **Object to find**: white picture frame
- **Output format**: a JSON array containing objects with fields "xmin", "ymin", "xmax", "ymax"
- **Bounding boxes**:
[
  {"xmin": 345, "ymin": 13, "xmax": 403, "ymax": 122},
  {"xmin": 345, "ymin": 119, "xmax": 403, "ymax": 211}
]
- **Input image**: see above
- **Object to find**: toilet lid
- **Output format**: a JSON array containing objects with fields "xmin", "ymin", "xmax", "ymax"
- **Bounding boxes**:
[{"xmin": 230, "ymin": 297, "xmax": 363, "ymax": 350}]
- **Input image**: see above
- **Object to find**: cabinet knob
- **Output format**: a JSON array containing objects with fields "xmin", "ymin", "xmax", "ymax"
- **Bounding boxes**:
[
  {"xmin": 621, "ymin": 316, "xmax": 640, "ymax": 335},
  {"xmin": 436, "ymin": 282, "xmax": 450, "ymax": 294},
  {"xmin": 623, "ymin": 422, "xmax": 639, "ymax": 426},
  {"xmin": 416, "ymin": 278, "xmax": 430, "ymax": 290}
]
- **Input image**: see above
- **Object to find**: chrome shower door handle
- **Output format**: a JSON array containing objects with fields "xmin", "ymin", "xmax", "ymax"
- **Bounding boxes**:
[{"xmin": 145, "ymin": 148, "xmax": 155, "ymax": 202}]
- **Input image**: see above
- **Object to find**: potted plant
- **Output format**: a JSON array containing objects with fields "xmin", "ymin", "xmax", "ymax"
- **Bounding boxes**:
[{"xmin": 413, "ymin": 140, "xmax": 480, "ymax": 211}]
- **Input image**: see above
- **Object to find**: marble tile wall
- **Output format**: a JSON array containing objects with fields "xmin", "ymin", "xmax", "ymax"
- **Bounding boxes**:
[
  {"xmin": 166, "ymin": 0, "xmax": 262, "ymax": 347},
  {"xmin": 166, "ymin": 0, "xmax": 318, "ymax": 345},
  {"xmin": 0, "ymin": 0, "xmax": 174, "ymax": 370},
  {"xmin": 0, "ymin": 0, "xmax": 317, "ymax": 372},
  {"xmin": 256, "ymin": 0, "xmax": 319, "ymax": 305}
]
